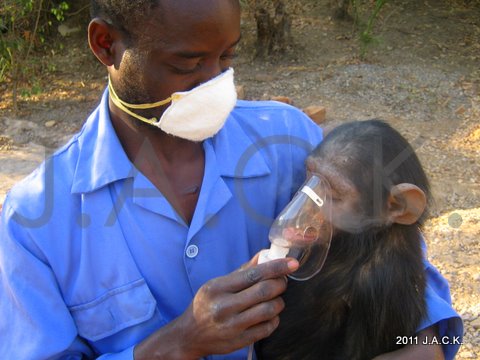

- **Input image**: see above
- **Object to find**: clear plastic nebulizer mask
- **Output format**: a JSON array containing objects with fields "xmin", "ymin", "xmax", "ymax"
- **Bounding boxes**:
[{"xmin": 258, "ymin": 174, "xmax": 333, "ymax": 281}]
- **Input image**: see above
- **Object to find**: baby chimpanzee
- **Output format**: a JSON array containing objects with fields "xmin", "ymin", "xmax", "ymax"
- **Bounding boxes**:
[{"xmin": 256, "ymin": 120, "xmax": 430, "ymax": 360}]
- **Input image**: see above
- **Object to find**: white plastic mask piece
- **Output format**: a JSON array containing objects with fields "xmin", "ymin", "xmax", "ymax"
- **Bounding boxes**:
[{"xmin": 258, "ymin": 175, "xmax": 333, "ymax": 281}]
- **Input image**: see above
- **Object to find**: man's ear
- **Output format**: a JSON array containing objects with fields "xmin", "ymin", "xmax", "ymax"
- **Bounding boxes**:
[
  {"xmin": 88, "ymin": 18, "xmax": 124, "ymax": 67},
  {"xmin": 387, "ymin": 183, "xmax": 427, "ymax": 225}
]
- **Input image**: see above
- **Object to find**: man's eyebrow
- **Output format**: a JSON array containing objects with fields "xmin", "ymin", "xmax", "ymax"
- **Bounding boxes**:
[{"xmin": 174, "ymin": 35, "xmax": 242, "ymax": 59}]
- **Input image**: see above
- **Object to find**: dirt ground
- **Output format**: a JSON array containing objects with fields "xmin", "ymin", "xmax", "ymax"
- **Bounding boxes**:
[{"xmin": 0, "ymin": 0, "xmax": 479, "ymax": 358}]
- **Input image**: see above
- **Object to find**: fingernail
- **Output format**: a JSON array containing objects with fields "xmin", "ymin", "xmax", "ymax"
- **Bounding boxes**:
[{"xmin": 287, "ymin": 259, "xmax": 299, "ymax": 271}]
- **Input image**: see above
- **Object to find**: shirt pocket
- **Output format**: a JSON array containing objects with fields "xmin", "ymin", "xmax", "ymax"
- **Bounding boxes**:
[{"xmin": 69, "ymin": 278, "xmax": 157, "ymax": 342}]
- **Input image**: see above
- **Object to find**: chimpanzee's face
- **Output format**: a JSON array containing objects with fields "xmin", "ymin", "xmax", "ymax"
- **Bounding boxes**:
[{"xmin": 305, "ymin": 156, "xmax": 371, "ymax": 234}]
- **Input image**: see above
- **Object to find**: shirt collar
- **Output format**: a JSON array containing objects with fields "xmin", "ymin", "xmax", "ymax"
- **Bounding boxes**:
[
  {"xmin": 71, "ymin": 89, "xmax": 134, "ymax": 194},
  {"xmin": 72, "ymin": 91, "xmax": 271, "ymax": 194},
  {"xmin": 209, "ymin": 107, "xmax": 271, "ymax": 178}
]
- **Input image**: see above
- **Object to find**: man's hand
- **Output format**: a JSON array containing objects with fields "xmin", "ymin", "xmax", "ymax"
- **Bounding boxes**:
[{"xmin": 134, "ymin": 256, "xmax": 299, "ymax": 360}]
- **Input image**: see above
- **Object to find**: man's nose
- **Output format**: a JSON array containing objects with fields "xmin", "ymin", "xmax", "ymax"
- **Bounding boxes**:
[{"xmin": 198, "ymin": 59, "xmax": 226, "ymax": 84}]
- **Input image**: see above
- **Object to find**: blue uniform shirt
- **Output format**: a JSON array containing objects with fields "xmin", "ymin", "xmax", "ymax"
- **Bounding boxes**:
[{"xmin": 0, "ymin": 89, "xmax": 462, "ymax": 359}]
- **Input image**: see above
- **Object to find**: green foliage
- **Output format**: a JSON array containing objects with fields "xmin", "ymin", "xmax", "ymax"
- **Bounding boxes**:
[
  {"xmin": 0, "ymin": 0, "xmax": 74, "ymax": 110},
  {"xmin": 0, "ymin": 48, "xmax": 11, "ymax": 82},
  {"xmin": 51, "ymin": 2, "xmax": 69, "ymax": 22},
  {"xmin": 350, "ymin": 0, "xmax": 389, "ymax": 58}
]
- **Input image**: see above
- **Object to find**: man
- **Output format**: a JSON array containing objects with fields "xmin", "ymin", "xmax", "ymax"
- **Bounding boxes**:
[{"xmin": 0, "ymin": 1, "xmax": 461, "ymax": 359}]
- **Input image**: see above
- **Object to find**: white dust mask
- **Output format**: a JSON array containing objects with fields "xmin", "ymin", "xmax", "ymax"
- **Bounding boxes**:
[{"xmin": 108, "ymin": 68, "xmax": 237, "ymax": 142}]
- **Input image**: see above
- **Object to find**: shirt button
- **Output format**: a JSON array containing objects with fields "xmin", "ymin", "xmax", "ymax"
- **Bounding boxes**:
[{"xmin": 186, "ymin": 245, "xmax": 199, "ymax": 258}]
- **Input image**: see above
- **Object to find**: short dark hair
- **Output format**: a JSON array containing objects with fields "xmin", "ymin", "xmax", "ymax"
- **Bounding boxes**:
[
  {"xmin": 312, "ymin": 119, "xmax": 431, "ymax": 224},
  {"xmin": 90, "ymin": 0, "xmax": 160, "ymax": 39}
]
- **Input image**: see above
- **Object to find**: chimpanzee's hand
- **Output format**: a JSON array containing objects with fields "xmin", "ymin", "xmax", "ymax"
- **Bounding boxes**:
[{"xmin": 134, "ymin": 257, "xmax": 299, "ymax": 360}]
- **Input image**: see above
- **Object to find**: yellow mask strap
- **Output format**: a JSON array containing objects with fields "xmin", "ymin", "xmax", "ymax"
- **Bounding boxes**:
[{"xmin": 107, "ymin": 76, "xmax": 172, "ymax": 125}]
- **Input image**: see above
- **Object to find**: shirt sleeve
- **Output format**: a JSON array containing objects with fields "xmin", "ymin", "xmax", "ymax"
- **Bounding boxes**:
[
  {"xmin": 418, "ymin": 242, "xmax": 464, "ymax": 360},
  {"xmin": 0, "ymin": 201, "xmax": 136, "ymax": 360}
]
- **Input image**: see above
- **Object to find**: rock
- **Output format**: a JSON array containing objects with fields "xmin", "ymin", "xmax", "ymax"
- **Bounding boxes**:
[
  {"xmin": 254, "ymin": 74, "xmax": 275, "ymax": 82},
  {"xmin": 58, "ymin": 24, "xmax": 81, "ymax": 37},
  {"xmin": 473, "ymin": 273, "xmax": 480, "ymax": 282},
  {"xmin": 455, "ymin": 105, "xmax": 466, "ymax": 115},
  {"xmin": 471, "ymin": 317, "xmax": 480, "ymax": 329},
  {"xmin": 45, "ymin": 120, "xmax": 56, "ymax": 128},
  {"xmin": 235, "ymin": 85, "xmax": 245, "ymax": 100},
  {"xmin": 303, "ymin": 105, "xmax": 326, "ymax": 124},
  {"xmin": 271, "ymin": 96, "xmax": 293, "ymax": 105}
]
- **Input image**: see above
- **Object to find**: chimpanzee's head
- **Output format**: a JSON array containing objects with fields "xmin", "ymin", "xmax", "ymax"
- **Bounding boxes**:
[{"xmin": 306, "ymin": 120, "xmax": 430, "ymax": 235}]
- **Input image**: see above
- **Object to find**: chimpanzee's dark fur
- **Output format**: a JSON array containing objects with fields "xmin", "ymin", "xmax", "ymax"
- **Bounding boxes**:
[{"xmin": 255, "ymin": 120, "xmax": 429, "ymax": 360}]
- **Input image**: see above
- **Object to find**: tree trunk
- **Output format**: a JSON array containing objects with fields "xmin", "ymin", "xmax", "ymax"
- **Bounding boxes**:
[
  {"xmin": 334, "ymin": 0, "xmax": 354, "ymax": 21},
  {"xmin": 251, "ymin": 0, "xmax": 292, "ymax": 58}
]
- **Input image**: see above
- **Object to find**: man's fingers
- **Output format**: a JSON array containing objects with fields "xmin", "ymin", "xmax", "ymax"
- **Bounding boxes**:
[
  {"xmin": 241, "ymin": 316, "xmax": 282, "ymax": 346},
  {"xmin": 225, "ymin": 277, "xmax": 288, "ymax": 313},
  {"xmin": 225, "ymin": 258, "xmax": 299, "ymax": 293},
  {"xmin": 239, "ymin": 252, "xmax": 261, "ymax": 271},
  {"xmin": 237, "ymin": 296, "xmax": 285, "ymax": 328}
]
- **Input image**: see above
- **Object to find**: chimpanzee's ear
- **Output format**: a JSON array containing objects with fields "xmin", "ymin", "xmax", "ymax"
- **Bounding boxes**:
[{"xmin": 387, "ymin": 183, "xmax": 427, "ymax": 225}]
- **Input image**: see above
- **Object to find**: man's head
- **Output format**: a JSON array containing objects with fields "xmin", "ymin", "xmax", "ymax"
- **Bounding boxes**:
[
  {"xmin": 88, "ymin": 0, "xmax": 241, "ymax": 121},
  {"xmin": 90, "ymin": 0, "xmax": 161, "ymax": 44}
]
